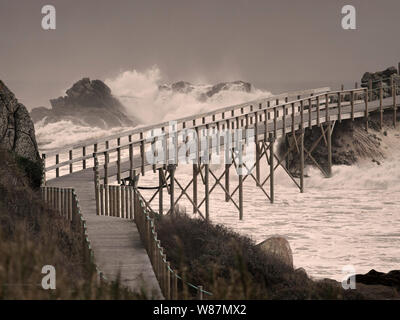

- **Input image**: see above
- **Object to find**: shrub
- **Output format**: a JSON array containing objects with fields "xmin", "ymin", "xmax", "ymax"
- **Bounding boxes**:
[{"xmin": 156, "ymin": 213, "xmax": 364, "ymax": 300}]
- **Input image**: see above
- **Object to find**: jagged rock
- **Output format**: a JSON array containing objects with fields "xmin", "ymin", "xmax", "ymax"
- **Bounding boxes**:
[
  {"xmin": 0, "ymin": 80, "xmax": 41, "ymax": 163},
  {"xmin": 361, "ymin": 66, "xmax": 400, "ymax": 100},
  {"xmin": 30, "ymin": 78, "xmax": 137, "ymax": 129},
  {"xmin": 205, "ymin": 81, "xmax": 252, "ymax": 98},
  {"xmin": 159, "ymin": 80, "xmax": 253, "ymax": 102},
  {"xmin": 257, "ymin": 236, "xmax": 293, "ymax": 268},
  {"xmin": 355, "ymin": 269, "xmax": 400, "ymax": 290}
]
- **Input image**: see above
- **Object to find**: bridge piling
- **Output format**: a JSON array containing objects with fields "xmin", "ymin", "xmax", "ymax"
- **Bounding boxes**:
[
  {"xmin": 300, "ymin": 129, "xmax": 305, "ymax": 193},
  {"xmin": 169, "ymin": 165, "xmax": 175, "ymax": 216},
  {"xmin": 327, "ymin": 121, "xmax": 332, "ymax": 177},
  {"xmin": 269, "ymin": 134, "xmax": 275, "ymax": 203},
  {"xmin": 193, "ymin": 164, "xmax": 198, "ymax": 213},
  {"xmin": 159, "ymin": 169, "xmax": 164, "ymax": 215}
]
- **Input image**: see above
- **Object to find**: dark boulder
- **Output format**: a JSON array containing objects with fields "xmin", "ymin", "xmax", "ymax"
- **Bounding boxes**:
[
  {"xmin": 0, "ymin": 80, "xmax": 41, "ymax": 163},
  {"xmin": 355, "ymin": 269, "xmax": 400, "ymax": 291},
  {"xmin": 30, "ymin": 78, "xmax": 137, "ymax": 129}
]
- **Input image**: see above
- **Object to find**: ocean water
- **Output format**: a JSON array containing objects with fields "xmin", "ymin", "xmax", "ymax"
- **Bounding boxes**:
[
  {"xmin": 37, "ymin": 67, "xmax": 400, "ymax": 281},
  {"xmin": 135, "ymin": 130, "xmax": 400, "ymax": 281}
]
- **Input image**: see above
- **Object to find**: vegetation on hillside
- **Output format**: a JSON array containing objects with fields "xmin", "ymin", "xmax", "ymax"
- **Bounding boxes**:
[
  {"xmin": 155, "ymin": 212, "xmax": 365, "ymax": 300},
  {"xmin": 0, "ymin": 149, "xmax": 144, "ymax": 299}
]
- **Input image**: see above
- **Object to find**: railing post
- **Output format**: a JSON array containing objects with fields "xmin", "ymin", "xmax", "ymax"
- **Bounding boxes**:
[
  {"xmin": 93, "ymin": 155, "xmax": 100, "ymax": 215},
  {"xmin": 69, "ymin": 150, "xmax": 73, "ymax": 173},
  {"xmin": 41, "ymin": 153, "xmax": 46, "ymax": 186},
  {"xmin": 369, "ymin": 79, "xmax": 373, "ymax": 101},
  {"xmin": 338, "ymin": 92, "xmax": 342, "ymax": 123},
  {"xmin": 197, "ymin": 286, "xmax": 204, "ymax": 300},
  {"xmin": 169, "ymin": 165, "xmax": 175, "ymax": 216},
  {"xmin": 117, "ymin": 147, "xmax": 121, "ymax": 184},
  {"xmin": 82, "ymin": 146, "xmax": 86, "ymax": 170},
  {"xmin": 140, "ymin": 132, "xmax": 145, "ymax": 176},
  {"xmin": 351, "ymin": 90, "xmax": 354, "ymax": 121},
  {"xmin": 325, "ymin": 94, "xmax": 329, "ymax": 122},
  {"xmin": 173, "ymin": 271, "xmax": 178, "ymax": 300},
  {"xmin": 56, "ymin": 154, "xmax": 60, "ymax": 178}
]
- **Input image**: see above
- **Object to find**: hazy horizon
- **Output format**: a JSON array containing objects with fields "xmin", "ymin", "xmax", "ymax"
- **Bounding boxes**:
[{"xmin": 1, "ymin": 0, "xmax": 400, "ymax": 109}]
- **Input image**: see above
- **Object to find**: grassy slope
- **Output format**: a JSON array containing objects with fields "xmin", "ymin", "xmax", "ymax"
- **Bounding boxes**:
[{"xmin": 0, "ymin": 150, "xmax": 143, "ymax": 299}]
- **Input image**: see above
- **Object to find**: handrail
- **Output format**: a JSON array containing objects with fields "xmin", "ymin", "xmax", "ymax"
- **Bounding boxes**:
[
  {"xmin": 42, "ymin": 79, "xmax": 400, "ymax": 179},
  {"xmin": 40, "ymin": 186, "xmax": 105, "ymax": 281},
  {"xmin": 93, "ymin": 180, "xmax": 211, "ymax": 299},
  {"xmin": 43, "ymin": 87, "xmax": 330, "ymax": 157}
]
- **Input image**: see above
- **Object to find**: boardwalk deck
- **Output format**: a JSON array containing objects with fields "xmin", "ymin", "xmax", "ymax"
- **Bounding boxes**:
[
  {"xmin": 43, "ymin": 83, "xmax": 400, "ymax": 298},
  {"xmin": 47, "ymin": 170, "xmax": 163, "ymax": 298}
]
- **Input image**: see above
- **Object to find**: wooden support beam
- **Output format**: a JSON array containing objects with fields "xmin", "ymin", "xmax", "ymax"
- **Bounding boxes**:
[
  {"xmin": 159, "ymin": 169, "xmax": 163, "ymax": 215},
  {"xmin": 256, "ymin": 142, "xmax": 260, "ymax": 185},
  {"xmin": 300, "ymin": 130, "xmax": 305, "ymax": 193},
  {"xmin": 269, "ymin": 135, "xmax": 275, "ymax": 203},
  {"xmin": 205, "ymin": 164, "xmax": 210, "ymax": 221},
  {"xmin": 193, "ymin": 164, "xmax": 198, "ymax": 213},
  {"xmin": 169, "ymin": 165, "xmax": 175, "ymax": 216},
  {"xmin": 238, "ymin": 165, "xmax": 243, "ymax": 220},
  {"xmin": 225, "ymin": 163, "xmax": 230, "ymax": 202}
]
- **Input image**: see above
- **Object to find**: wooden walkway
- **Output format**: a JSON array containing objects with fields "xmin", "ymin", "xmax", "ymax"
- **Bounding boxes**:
[
  {"xmin": 43, "ymin": 81, "xmax": 400, "ymax": 297},
  {"xmin": 47, "ymin": 170, "xmax": 163, "ymax": 298}
]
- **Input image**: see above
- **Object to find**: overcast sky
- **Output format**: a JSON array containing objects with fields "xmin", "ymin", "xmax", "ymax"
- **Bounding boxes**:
[{"xmin": 1, "ymin": 0, "xmax": 399, "ymax": 109}]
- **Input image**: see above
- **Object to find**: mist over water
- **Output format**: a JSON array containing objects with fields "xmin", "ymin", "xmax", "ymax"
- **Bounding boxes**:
[{"xmin": 36, "ymin": 67, "xmax": 400, "ymax": 281}]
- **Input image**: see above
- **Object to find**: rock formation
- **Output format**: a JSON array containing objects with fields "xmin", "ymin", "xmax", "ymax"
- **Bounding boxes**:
[
  {"xmin": 256, "ymin": 236, "xmax": 294, "ymax": 268},
  {"xmin": 361, "ymin": 66, "xmax": 400, "ymax": 100},
  {"xmin": 0, "ymin": 80, "xmax": 41, "ymax": 163},
  {"xmin": 31, "ymin": 78, "xmax": 137, "ymax": 129},
  {"xmin": 159, "ymin": 80, "xmax": 253, "ymax": 102}
]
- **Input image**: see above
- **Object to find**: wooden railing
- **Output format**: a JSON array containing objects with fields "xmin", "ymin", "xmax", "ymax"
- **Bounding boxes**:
[
  {"xmin": 96, "ymin": 74, "xmax": 400, "ymax": 183},
  {"xmin": 95, "ymin": 182, "xmax": 211, "ymax": 300},
  {"xmin": 42, "ymin": 87, "xmax": 330, "ymax": 180},
  {"xmin": 42, "ymin": 75, "xmax": 400, "ymax": 183},
  {"xmin": 40, "ymin": 186, "xmax": 104, "ymax": 281}
]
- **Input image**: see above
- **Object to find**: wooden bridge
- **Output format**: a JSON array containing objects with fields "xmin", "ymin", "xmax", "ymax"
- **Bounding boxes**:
[{"xmin": 42, "ymin": 74, "xmax": 400, "ymax": 298}]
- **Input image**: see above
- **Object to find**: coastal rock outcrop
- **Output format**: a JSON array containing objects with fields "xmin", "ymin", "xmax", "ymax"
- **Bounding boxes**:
[
  {"xmin": 31, "ymin": 78, "xmax": 137, "ymax": 129},
  {"xmin": 256, "ymin": 236, "xmax": 294, "ymax": 268},
  {"xmin": 361, "ymin": 66, "xmax": 400, "ymax": 100},
  {"xmin": 159, "ymin": 80, "xmax": 253, "ymax": 102},
  {"xmin": 0, "ymin": 80, "xmax": 41, "ymax": 163}
]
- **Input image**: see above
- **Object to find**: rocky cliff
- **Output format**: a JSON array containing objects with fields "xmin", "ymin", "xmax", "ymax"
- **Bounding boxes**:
[
  {"xmin": 31, "ymin": 78, "xmax": 137, "ymax": 129},
  {"xmin": 0, "ymin": 80, "xmax": 41, "ymax": 163}
]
